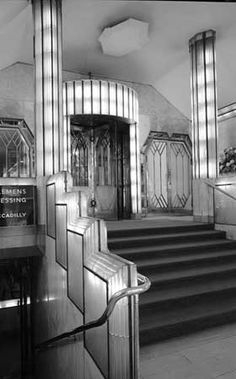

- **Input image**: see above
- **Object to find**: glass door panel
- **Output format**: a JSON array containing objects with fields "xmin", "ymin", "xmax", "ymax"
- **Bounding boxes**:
[
  {"xmin": 95, "ymin": 124, "xmax": 117, "ymax": 220},
  {"xmin": 71, "ymin": 120, "xmax": 131, "ymax": 220}
]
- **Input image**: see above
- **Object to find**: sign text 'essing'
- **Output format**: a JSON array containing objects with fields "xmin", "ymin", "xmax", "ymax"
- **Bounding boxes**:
[{"xmin": 0, "ymin": 186, "xmax": 36, "ymax": 226}]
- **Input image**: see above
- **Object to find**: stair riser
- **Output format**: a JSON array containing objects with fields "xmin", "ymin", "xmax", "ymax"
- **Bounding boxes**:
[
  {"xmin": 145, "ymin": 268, "xmax": 236, "ymax": 290},
  {"xmin": 108, "ymin": 222, "xmax": 236, "ymax": 346},
  {"xmin": 116, "ymin": 242, "xmax": 236, "ymax": 261},
  {"xmin": 137, "ymin": 254, "xmax": 236, "ymax": 274},
  {"xmin": 108, "ymin": 232, "xmax": 226, "ymax": 250},
  {"xmin": 140, "ymin": 310, "xmax": 236, "ymax": 345},
  {"xmin": 108, "ymin": 224, "xmax": 214, "ymax": 239},
  {"xmin": 140, "ymin": 287, "xmax": 236, "ymax": 313}
]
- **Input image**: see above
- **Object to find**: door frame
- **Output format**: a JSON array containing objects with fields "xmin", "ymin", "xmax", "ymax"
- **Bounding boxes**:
[{"xmin": 70, "ymin": 117, "xmax": 132, "ymax": 220}]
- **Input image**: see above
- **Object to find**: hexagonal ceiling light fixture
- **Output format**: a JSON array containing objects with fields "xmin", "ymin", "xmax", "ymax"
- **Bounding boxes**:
[{"xmin": 98, "ymin": 18, "xmax": 149, "ymax": 57}]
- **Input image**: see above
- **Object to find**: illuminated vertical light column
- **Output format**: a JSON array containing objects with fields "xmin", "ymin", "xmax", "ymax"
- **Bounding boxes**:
[
  {"xmin": 189, "ymin": 30, "xmax": 218, "ymax": 179},
  {"xmin": 63, "ymin": 81, "xmax": 73, "ymax": 172},
  {"xmin": 130, "ymin": 122, "xmax": 142, "ymax": 217},
  {"xmin": 33, "ymin": 0, "xmax": 63, "ymax": 176}
]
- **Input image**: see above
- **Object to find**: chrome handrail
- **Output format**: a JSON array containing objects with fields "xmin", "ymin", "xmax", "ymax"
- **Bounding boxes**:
[
  {"xmin": 35, "ymin": 273, "xmax": 151, "ymax": 351},
  {"xmin": 202, "ymin": 178, "xmax": 236, "ymax": 202}
]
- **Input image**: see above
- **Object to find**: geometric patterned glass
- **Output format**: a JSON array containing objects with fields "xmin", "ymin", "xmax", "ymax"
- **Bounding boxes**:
[
  {"xmin": 96, "ymin": 127, "xmax": 113, "ymax": 186},
  {"xmin": 147, "ymin": 140, "xmax": 168, "ymax": 209},
  {"xmin": 146, "ymin": 138, "xmax": 191, "ymax": 210},
  {"xmin": 0, "ymin": 128, "xmax": 30, "ymax": 178},
  {"xmin": 71, "ymin": 127, "xmax": 89, "ymax": 186},
  {"xmin": 170, "ymin": 142, "xmax": 191, "ymax": 208}
]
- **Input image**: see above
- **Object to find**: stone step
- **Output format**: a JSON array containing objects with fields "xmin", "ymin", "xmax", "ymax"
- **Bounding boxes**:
[
  {"xmin": 108, "ymin": 230, "xmax": 226, "ymax": 249},
  {"xmin": 136, "ymin": 248, "xmax": 236, "ymax": 273},
  {"xmin": 111, "ymin": 239, "xmax": 236, "ymax": 261},
  {"xmin": 107, "ymin": 222, "xmax": 214, "ymax": 239},
  {"xmin": 140, "ymin": 276, "xmax": 236, "ymax": 310},
  {"xmin": 146, "ymin": 261, "xmax": 236, "ymax": 288},
  {"xmin": 107, "ymin": 221, "xmax": 236, "ymax": 346},
  {"xmin": 139, "ymin": 294, "xmax": 236, "ymax": 345}
]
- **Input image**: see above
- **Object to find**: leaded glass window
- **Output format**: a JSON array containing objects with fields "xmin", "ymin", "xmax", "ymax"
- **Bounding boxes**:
[
  {"xmin": 96, "ymin": 128, "xmax": 113, "ymax": 186},
  {"xmin": 71, "ymin": 128, "xmax": 89, "ymax": 186}
]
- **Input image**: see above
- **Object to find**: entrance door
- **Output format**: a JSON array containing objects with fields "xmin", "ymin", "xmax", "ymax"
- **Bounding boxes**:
[
  {"xmin": 144, "ymin": 134, "xmax": 192, "ymax": 212},
  {"xmin": 94, "ymin": 124, "xmax": 117, "ymax": 219},
  {"xmin": 116, "ymin": 126, "xmax": 131, "ymax": 219},
  {"xmin": 71, "ymin": 120, "xmax": 131, "ymax": 220}
]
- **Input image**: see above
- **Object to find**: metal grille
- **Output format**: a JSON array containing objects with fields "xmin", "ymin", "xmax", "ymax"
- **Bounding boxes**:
[
  {"xmin": 144, "ymin": 135, "xmax": 192, "ymax": 211},
  {"xmin": 147, "ymin": 140, "xmax": 168, "ymax": 209},
  {"xmin": 117, "ymin": 128, "xmax": 131, "ymax": 219},
  {"xmin": 71, "ymin": 128, "xmax": 89, "ymax": 186},
  {"xmin": 96, "ymin": 127, "xmax": 113, "ymax": 186},
  {"xmin": 170, "ymin": 142, "xmax": 191, "ymax": 208}
]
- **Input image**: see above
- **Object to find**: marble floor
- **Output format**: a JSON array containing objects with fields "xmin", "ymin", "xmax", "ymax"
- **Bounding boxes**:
[{"xmin": 140, "ymin": 322, "xmax": 236, "ymax": 379}]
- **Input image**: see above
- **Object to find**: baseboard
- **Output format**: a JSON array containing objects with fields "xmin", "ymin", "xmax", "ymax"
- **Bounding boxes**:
[{"xmin": 215, "ymin": 223, "xmax": 236, "ymax": 240}]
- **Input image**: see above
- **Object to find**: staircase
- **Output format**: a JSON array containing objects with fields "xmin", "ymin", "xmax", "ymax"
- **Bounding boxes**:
[{"xmin": 107, "ymin": 222, "xmax": 236, "ymax": 345}]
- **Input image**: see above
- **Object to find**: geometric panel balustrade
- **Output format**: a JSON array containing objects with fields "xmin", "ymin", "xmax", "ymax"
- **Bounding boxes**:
[{"xmin": 45, "ymin": 171, "xmax": 139, "ymax": 379}]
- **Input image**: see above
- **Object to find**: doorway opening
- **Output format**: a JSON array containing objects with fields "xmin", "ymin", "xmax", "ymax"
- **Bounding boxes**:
[
  {"xmin": 70, "ymin": 115, "xmax": 131, "ymax": 220},
  {"xmin": 0, "ymin": 258, "xmax": 34, "ymax": 379},
  {"xmin": 142, "ymin": 132, "xmax": 192, "ymax": 214}
]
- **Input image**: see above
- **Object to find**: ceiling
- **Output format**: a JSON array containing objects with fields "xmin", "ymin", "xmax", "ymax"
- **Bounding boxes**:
[{"xmin": 0, "ymin": 1, "xmax": 236, "ymax": 119}]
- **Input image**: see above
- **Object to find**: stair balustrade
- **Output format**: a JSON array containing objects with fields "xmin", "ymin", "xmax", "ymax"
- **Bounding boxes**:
[
  {"xmin": 202, "ymin": 178, "xmax": 236, "ymax": 227},
  {"xmin": 34, "ymin": 171, "xmax": 150, "ymax": 379}
]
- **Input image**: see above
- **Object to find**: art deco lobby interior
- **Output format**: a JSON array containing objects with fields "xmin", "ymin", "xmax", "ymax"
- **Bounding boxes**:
[{"xmin": 1, "ymin": 1, "xmax": 236, "ymax": 378}]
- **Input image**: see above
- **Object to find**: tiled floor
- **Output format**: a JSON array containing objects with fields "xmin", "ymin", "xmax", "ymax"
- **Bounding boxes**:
[{"xmin": 140, "ymin": 323, "xmax": 236, "ymax": 379}]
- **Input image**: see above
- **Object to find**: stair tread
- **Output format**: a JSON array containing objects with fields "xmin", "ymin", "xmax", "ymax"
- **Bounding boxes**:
[
  {"xmin": 107, "ymin": 223, "xmax": 214, "ymax": 235},
  {"xmin": 135, "ymin": 248, "xmax": 236, "ymax": 268},
  {"xmin": 140, "ymin": 277, "xmax": 236, "ymax": 305},
  {"xmin": 108, "ymin": 223, "xmax": 236, "ymax": 344},
  {"xmin": 140, "ymin": 295, "xmax": 236, "ymax": 330},
  {"xmin": 147, "ymin": 260, "xmax": 236, "ymax": 283},
  {"xmin": 108, "ymin": 229, "xmax": 224, "ymax": 244},
  {"xmin": 111, "ymin": 238, "xmax": 236, "ymax": 255}
]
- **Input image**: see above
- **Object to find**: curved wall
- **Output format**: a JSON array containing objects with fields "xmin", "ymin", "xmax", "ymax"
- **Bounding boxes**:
[{"xmin": 63, "ymin": 79, "xmax": 139, "ymax": 123}]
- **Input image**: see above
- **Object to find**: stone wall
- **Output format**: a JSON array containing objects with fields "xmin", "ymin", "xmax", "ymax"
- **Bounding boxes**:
[{"xmin": 125, "ymin": 80, "xmax": 191, "ymax": 146}]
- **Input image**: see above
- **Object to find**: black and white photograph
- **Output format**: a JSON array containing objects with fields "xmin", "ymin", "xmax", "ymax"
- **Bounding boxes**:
[{"xmin": 0, "ymin": 0, "xmax": 236, "ymax": 378}]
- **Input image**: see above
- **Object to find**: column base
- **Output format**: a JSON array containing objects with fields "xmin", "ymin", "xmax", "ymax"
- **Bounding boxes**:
[
  {"xmin": 131, "ymin": 213, "xmax": 142, "ymax": 220},
  {"xmin": 193, "ymin": 215, "xmax": 214, "ymax": 224}
]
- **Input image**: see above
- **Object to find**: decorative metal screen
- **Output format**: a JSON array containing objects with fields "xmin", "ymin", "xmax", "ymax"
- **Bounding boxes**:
[
  {"xmin": 147, "ymin": 140, "xmax": 168, "ymax": 209},
  {"xmin": 0, "ymin": 119, "xmax": 34, "ymax": 178},
  {"xmin": 71, "ymin": 128, "xmax": 89, "ymax": 186},
  {"xmin": 96, "ymin": 127, "xmax": 113, "ymax": 186},
  {"xmin": 170, "ymin": 142, "xmax": 191, "ymax": 208},
  {"xmin": 71, "ymin": 121, "xmax": 131, "ymax": 219},
  {"xmin": 117, "ymin": 127, "xmax": 131, "ymax": 219},
  {"xmin": 144, "ymin": 133, "xmax": 192, "ymax": 211}
]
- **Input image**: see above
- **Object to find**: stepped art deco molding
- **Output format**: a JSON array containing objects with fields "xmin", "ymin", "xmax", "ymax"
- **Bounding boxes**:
[{"xmin": 36, "ymin": 171, "xmax": 140, "ymax": 379}]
